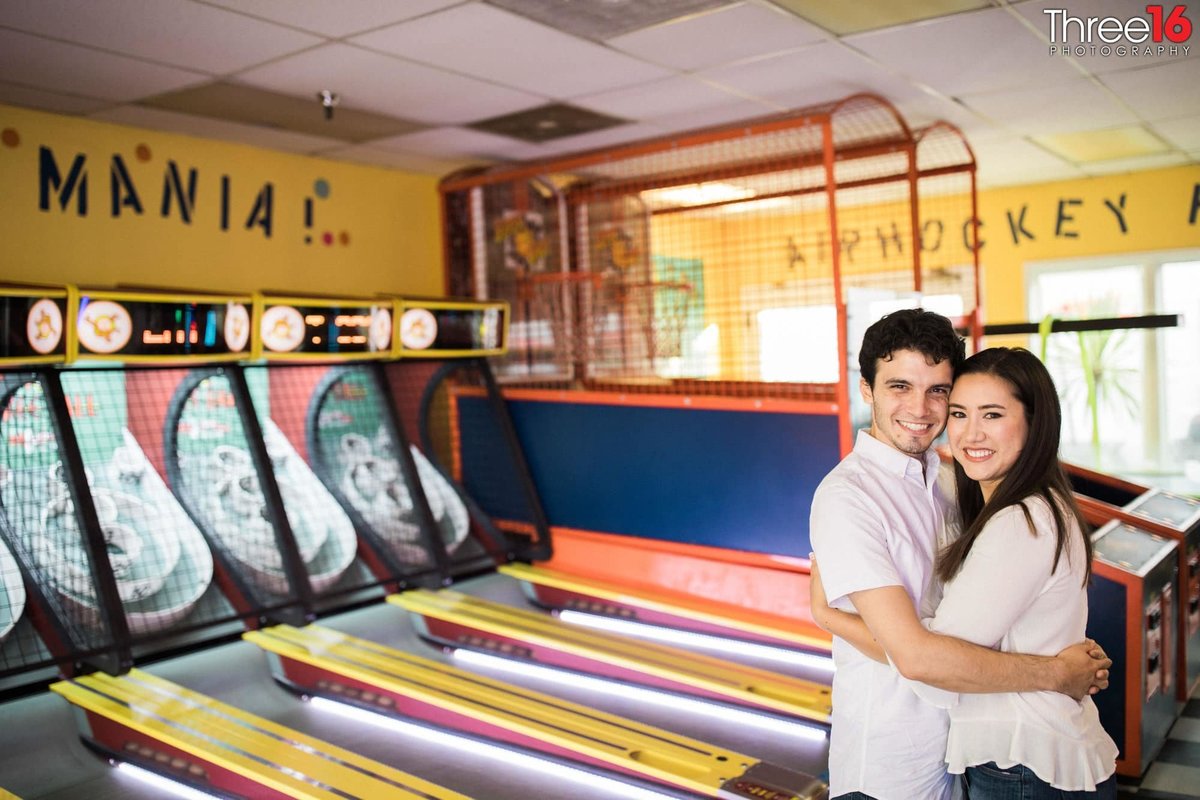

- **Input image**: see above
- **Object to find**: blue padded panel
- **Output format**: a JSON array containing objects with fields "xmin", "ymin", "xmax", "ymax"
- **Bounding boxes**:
[{"xmin": 458, "ymin": 396, "xmax": 841, "ymax": 558}]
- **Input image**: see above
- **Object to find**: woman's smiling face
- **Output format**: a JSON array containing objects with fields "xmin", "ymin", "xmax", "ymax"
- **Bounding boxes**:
[{"xmin": 948, "ymin": 372, "xmax": 1029, "ymax": 502}]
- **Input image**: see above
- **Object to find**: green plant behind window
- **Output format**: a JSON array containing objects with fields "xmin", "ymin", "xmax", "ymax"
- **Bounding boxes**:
[{"xmin": 1041, "ymin": 296, "xmax": 1140, "ymax": 459}]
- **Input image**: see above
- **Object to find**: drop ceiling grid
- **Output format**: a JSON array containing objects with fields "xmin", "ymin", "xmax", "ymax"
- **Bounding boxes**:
[
  {"xmin": 0, "ymin": 0, "xmax": 1190, "ymax": 183},
  {"xmin": 347, "ymin": 3, "xmax": 672, "ymax": 99}
]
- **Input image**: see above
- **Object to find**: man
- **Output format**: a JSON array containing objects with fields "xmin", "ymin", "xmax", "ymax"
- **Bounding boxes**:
[{"xmin": 809, "ymin": 308, "xmax": 1108, "ymax": 800}]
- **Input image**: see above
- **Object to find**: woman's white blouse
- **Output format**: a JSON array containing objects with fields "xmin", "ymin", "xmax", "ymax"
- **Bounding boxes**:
[{"xmin": 916, "ymin": 494, "xmax": 1119, "ymax": 791}]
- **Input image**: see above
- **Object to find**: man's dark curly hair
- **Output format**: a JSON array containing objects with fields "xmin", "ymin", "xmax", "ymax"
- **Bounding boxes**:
[{"xmin": 858, "ymin": 308, "xmax": 965, "ymax": 387}]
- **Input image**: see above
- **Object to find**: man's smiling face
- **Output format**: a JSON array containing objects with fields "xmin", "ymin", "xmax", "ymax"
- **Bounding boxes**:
[{"xmin": 861, "ymin": 348, "xmax": 953, "ymax": 459}]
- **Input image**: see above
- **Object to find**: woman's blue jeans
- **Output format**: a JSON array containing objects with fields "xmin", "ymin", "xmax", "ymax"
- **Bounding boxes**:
[{"xmin": 963, "ymin": 763, "xmax": 1117, "ymax": 799}]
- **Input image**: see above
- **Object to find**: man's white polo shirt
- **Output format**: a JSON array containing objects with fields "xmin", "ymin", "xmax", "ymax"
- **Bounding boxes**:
[{"xmin": 810, "ymin": 430, "xmax": 953, "ymax": 800}]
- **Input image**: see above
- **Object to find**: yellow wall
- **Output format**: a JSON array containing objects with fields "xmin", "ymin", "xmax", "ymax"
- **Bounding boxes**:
[
  {"xmin": 977, "ymin": 165, "xmax": 1200, "ymax": 324},
  {"xmin": 0, "ymin": 104, "xmax": 444, "ymax": 297},
  {"xmin": 4, "ymin": 101, "xmax": 1196, "ymax": 326},
  {"xmin": 650, "ymin": 165, "xmax": 1200, "ymax": 374}
]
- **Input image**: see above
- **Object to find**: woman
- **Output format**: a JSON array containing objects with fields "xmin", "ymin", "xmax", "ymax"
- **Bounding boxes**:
[{"xmin": 811, "ymin": 347, "xmax": 1118, "ymax": 799}]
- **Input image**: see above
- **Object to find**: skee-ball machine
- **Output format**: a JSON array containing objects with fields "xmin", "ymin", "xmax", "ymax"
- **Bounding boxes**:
[
  {"xmin": 241, "ymin": 291, "xmax": 444, "ymax": 604},
  {"xmin": 62, "ymin": 286, "xmax": 346, "ymax": 646},
  {"xmin": 0, "ymin": 283, "xmax": 135, "ymax": 695},
  {"xmin": 377, "ymin": 296, "xmax": 538, "ymax": 580},
  {"xmin": 1068, "ymin": 463, "xmax": 1200, "ymax": 705},
  {"xmin": 246, "ymin": 291, "xmax": 481, "ymax": 593},
  {"xmin": 48, "ymin": 287, "xmax": 366, "ymax": 794},
  {"xmin": 1088, "ymin": 518, "xmax": 1180, "ymax": 777}
]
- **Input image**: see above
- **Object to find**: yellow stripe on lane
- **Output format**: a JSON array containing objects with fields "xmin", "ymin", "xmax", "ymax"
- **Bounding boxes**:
[
  {"xmin": 391, "ymin": 590, "xmax": 832, "ymax": 723},
  {"xmin": 53, "ymin": 677, "xmax": 340, "ymax": 800},
  {"xmin": 249, "ymin": 624, "xmax": 757, "ymax": 795},
  {"xmin": 53, "ymin": 671, "xmax": 471, "ymax": 800}
]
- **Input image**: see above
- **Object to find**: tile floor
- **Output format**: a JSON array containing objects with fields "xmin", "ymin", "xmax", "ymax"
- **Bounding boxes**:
[{"xmin": 1118, "ymin": 698, "xmax": 1200, "ymax": 798}]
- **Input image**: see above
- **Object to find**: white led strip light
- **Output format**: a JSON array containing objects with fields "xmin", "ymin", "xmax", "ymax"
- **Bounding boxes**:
[
  {"xmin": 115, "ymin": 762, "xmax": 224, "ymax": 800},
  {"xmin": 453, "ymin": 647, "xmax": 828, "ymax": 743},
  {"xmin": 557, "ymin": 609, "xmax": 836, "ymax": 673},
  {"xmin": 310, "ymin": 696, "xmax": 682, "ymax": 800}
]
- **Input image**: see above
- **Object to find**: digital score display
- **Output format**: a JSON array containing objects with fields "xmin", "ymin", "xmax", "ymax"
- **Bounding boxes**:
[
  {"xmin": 1, "ymin": 291, "xmax": 69, "ymax": 363},
  {"xmin": 75, "ymin": 293, "xmax": 252, "ymax": 361},
  {"xmin": 257, "ymin": 299, "xmax": 393, "ymax": 359},
  {"xmin": 398, "ymin": 301, "xmax": 508, "ymax": 357}
]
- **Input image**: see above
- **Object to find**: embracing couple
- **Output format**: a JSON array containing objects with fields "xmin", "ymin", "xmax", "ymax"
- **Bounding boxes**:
[{"xmin": 809, "ymin": 308, "xmax": 1119, "ymax": 800}]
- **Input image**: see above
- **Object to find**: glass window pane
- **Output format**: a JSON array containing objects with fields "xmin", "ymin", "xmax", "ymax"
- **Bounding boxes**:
[
  {"xmin": 1028, "ymin": 266, "xmax": 1145, "ymax": 463},
  {"xmin": 758, "ymin": 306, "xmax": 838, "ymax": 383},
  {"xmin": 1161, "ymin": 261, "xmax": 1200, "ymax": 478}
]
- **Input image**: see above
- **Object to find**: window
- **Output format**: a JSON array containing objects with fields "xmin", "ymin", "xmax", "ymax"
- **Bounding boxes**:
[{"xmin": 1025, "ymin": 250, "xmax": 1200, "ymax": 489}]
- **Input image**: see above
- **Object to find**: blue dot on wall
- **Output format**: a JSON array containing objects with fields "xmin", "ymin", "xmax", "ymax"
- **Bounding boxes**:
[{"xmin": 314, "ymin": 179, "xmax": 330, "ymax": 199}]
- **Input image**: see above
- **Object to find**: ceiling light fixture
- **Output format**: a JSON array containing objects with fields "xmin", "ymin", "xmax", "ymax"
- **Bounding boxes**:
[{"xmin": 317, "ymin": 90, "xmax": 340, "ymax": 121}]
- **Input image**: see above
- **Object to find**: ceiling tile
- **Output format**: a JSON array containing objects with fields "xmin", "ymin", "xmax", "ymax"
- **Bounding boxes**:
[
  {"xmin": 200, "ymin": 0, "xmax": 462, "ymax": 38},
  {"xmin": 88, "ymin": 105, "xmax": 346, "ymax": 153},
  {"xmin": 845, "ymin": 7, "xmax": 1083, "ymax": 96},
  {"xmin": 607, "ymin": 2, "xmax": 826, "ymax": 71},
  {"xmin": 1012, "ymin": 0, "xmax": 1195, "ymax": 74},
  {"xmin": 573, "ymin": 76, "xmax": 767, "ymax": 121},
  {"xmin": 0, "ymin": 28, "xmax": 208, "ymax": 103},
  {"xmin": 532, "ymin": 121, "xmax": 665, "ymax": 155},
  {"xmin": 0, "ymin": 82, "xmax": 113, "ymax": 115},
  {"xmin": 1078, "ymin": 151, "xmax": 1191, "ymax": 176},
  {"xmin": 233, "ymin": 43, "xmax": 546, "ymax": 126},
  {"xmin": 369, "ymin": 127, "xmax": 535, "ymax": 159},
  {"xmin": 1150, "ymin": 116, "xmax": 1200, "ymax": 152},
  {"xmin": 1034, "ymin": 124, "xmax": 1172, "ymax": 163},
  {"xmin": 318, "ymin": 143, "xmax": 486, "ymax": 175},
  {"xmin": 698, "ymin": 41, "xmax": 925, "ymax": 110},
  {"xmin": 469, "ymin": 103, "xmax": 627, "ymax": 143},
  {"xmin": 0, "ymin": 0, "xmax": 321, "ymax": 74},
  {"xmin": 959, "ymin": 78, "xmax": 1138, "ymax": 135},
  {"xmin": 140, "ymin": 82, "xmax": 423, "ymax": 142},
  {"xmin": 771, "ymin": 0, "xmax": 989, "ymax": 36},
  {"xmin": 348, "ymin": 2, "xmax": 671, "ymax": 98},
  {"xmin": 487, "ymin": 0, "xmax": 734, "ymax": 41},
  {"xmin": 970, "ymin": 137, "xmax": 1085, "ymax": 187},
  {"xmin": 891, "ymin": 93, "xmax": 995, "ymax": 135},
  {"xmin": 645, "ymin": 97, "xmax": 784, "ymax": 134},
  {"xmin": 1100, "ymin": 60, "xmax": 1200, "ymax": 121}
]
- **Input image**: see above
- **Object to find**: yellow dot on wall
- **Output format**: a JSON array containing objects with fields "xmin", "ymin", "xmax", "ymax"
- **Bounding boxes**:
[
  {"xmin": 339, "ymin": 231, "xmax": 350, "ymax": 246},
  {"xmin": 1, "ymin": 128, "xmax": 19, "ymax": 148},
  {"xmin": 136, "ymin": 144, "xmax": 152, "ymax": 162}
]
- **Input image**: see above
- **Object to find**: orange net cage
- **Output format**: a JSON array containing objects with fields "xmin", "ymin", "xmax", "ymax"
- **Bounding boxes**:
[{"xmin": 440, "ymin": 93, "xmax": 979, "ymax": 403}]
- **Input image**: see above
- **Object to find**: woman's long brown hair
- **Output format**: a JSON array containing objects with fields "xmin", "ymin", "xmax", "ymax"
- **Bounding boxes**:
[{"xmin": 936, "ymin": 348, "xmax": 1092, "ymax": 586}]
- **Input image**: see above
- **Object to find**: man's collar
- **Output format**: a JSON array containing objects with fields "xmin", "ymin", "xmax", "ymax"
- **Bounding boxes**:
[{"xmin": 853, "ymin": 429, "xmax": 939, "ymax": 480}]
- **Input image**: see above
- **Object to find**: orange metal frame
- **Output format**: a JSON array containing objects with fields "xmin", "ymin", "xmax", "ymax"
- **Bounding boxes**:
[
  {"xmin": 439, "ymin": 92, "xmax": 981, "ymax": 618},
  {"xmin": 528, "ymin": 525, "xmax": 820, "ymax": 625}
]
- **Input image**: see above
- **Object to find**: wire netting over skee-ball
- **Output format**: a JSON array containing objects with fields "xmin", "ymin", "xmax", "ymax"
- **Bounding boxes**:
[{"xmin": 438, "ymin": 93, "xmax": 980, "ymax": 574}]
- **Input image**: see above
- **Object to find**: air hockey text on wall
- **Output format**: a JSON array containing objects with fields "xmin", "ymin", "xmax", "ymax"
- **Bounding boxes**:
[
  {"xmin": 782, "ymin": 181, "xmax": 1200, "ymax": 271},
  {"xmin": 4, "ymin": 130, "xmax": 352, "ymax": 248}
]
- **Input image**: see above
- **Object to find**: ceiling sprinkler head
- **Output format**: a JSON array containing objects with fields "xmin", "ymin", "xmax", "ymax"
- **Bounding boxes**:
[{"xmin": 318, "ymin": 90, "xmax": 340, "ymax": 121}]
